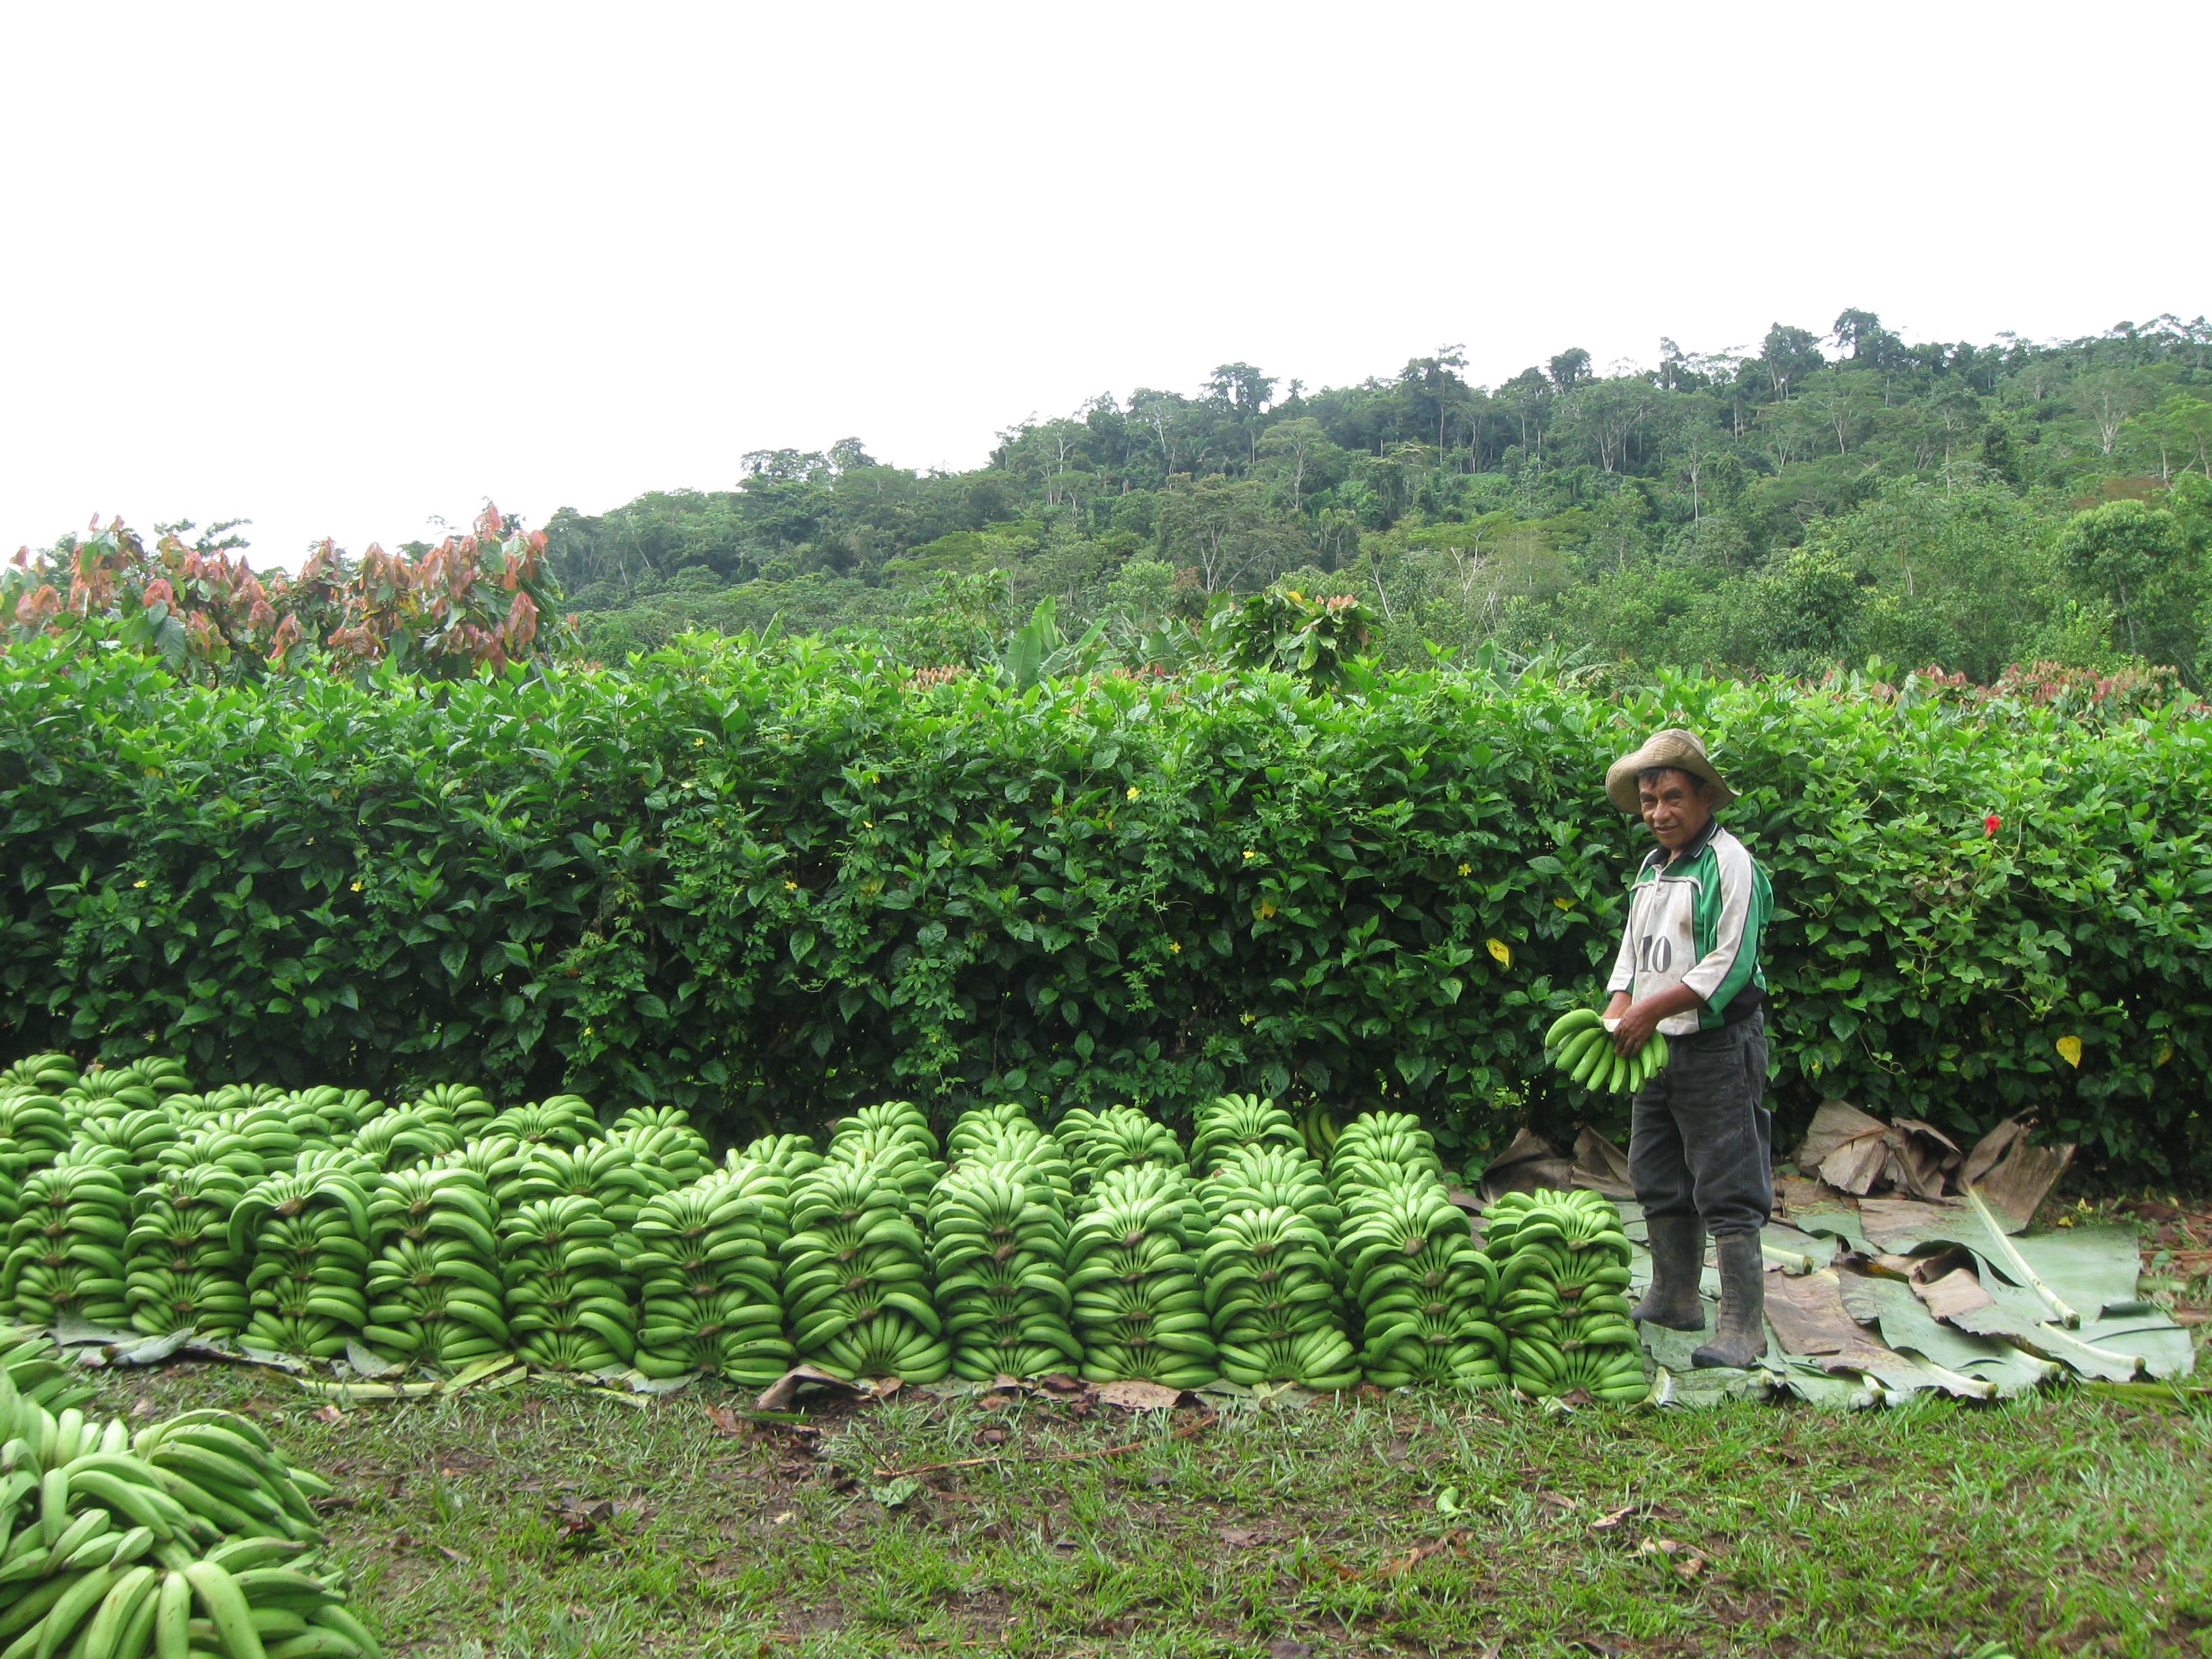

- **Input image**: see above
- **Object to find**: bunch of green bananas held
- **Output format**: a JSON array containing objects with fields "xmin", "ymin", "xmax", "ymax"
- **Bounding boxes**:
[
  {"xmin": 1483, "ymin": 1189, "xmax": 1647, "ymax": 1404},
  {"xmin": 124, "ymin": 1166, "xmax": 252, "ymax": 1340},
  {"xmin": 499, "ymin": 1195, "xmax": 636, "ymax": 1372},
  {"xmin": 630, "ymin": 1181, "xmax": 792, "ymax": 1385},
  {"xmin": 1195, "ymin": 1146, "xmax": 1343, "ymax": 1234},
  {"xmin": 944, "ymin": 1111, "xmax": 1076, "ymax": 1207},
  {"xmin": 361, "ymin": 1167, "xmax": 508, "ymax": 1370},
  {"xmin": 488, "ymin": 1097, "xmax": 600, "ymax": 1155},
  {"xmin": 1065, "ymin": 1166, "xmax": 1215, "ymax": 1389},
  {"xmin": 607, "ymin": 1106, "xmax": 714, "ymax": 1189},
  {"xmin": 1542, "ymin": 1008, "xmax": 1668, "ymax": 1096},
  {"xmin": 0, "ymin": 1325, "xmax": 94, "ymax": 1414},
  {"xmin": 3, "ymin": 1163, "xmax": 133, "ymax": 1330},
  {"xmin": 229, "ymin": 1155, "xmax": 375, "ymax": 1361},
  {"xmin": 1056, "ymin": 1106, "xmax": 1187, "ymax": 1196},
  {"xmin": 927, "ymin": 1160, "xmax": 1079, "ymax": 1381},
  {"xmin": 1338, "ymin": 1176, "xmax": 1505, "ymax": 1390},
  {"xmin": 783, "ymin": 1163, "xmax": 947, "ymax": 1383},
  {"xmin": 1201, "ymin": 1206, "xmax": 1358, "ymax": 1391},
  {"xmin": 1188, "ymin": 1094, "xmax": 1302, "ymax": 1176},
  {"xmin": 0, "ymin": 1362, "xmax": 381, "ymax": 1657}
]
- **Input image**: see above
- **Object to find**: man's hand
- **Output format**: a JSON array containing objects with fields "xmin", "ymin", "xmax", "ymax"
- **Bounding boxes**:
[{"xmin": 1611, "ymin": 983, "xmax": 1705, "ymax": 1054}]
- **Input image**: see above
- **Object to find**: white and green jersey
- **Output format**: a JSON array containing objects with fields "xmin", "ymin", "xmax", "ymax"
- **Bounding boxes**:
[{"xmin": 1605, "ymin": 821, "xmax": 1771, "ymax": 1036}]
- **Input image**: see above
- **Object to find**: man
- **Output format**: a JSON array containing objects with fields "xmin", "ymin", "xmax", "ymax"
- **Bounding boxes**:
[{"xmin": 1601, "ymin": 729, "xmax": 1774, "ymax": 1369}]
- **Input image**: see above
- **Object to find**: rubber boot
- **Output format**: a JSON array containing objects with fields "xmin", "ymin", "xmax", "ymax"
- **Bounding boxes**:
[
  {"xmin": 1692, "ymin": 1231, "xmax": 1768, "ymax": 1368},
  {"xmin": 1632, "ymin": 1213, "xmax": 1706, "ymax": 1331}
]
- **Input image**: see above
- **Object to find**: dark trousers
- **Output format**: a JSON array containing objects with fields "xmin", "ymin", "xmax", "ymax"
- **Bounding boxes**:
[{"xmin": 1629, "ymin": 1012, "xmax": 1772, "ymax": 1238}]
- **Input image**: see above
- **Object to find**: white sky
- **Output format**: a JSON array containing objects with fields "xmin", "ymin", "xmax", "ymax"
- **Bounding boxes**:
[{"xmin": 3, "ymin": 1, "xmax": 2203, "ymax": 570}]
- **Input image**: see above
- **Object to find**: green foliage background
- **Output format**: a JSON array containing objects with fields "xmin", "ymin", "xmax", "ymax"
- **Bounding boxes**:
[{"xmin": 4, "ymin": 634, "xmax": 2205, "ymax": 1176}]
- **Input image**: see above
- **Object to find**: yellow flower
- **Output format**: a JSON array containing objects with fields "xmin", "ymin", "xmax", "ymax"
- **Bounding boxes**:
[
  {"xmin": 1241, "ymin": 1012, "xmax": 1256, "ymax": 1025},
  {"xmin": 1456, "ymin": 863, "xmax": 1471, "ymax": 877},
  {"xmin": 1168, "ymin": 941, "xmax": 1181, "ymax": 954},
  {"xmin": 694, "ymin": 736, "xmax": 705, "ymax": 745},
  {"xmin": 1486, "ymin": 938, "xmax": 1512, "ymax": 968},
  {"xmin": 1243, "ymin": 850, "xmax": 1257, "ymax": 861},
  {"xmin": 350, "ymin": 880, "xmax": 363, "ymax": 893},
  {"xmin": 1288, "ymin": 589, "xmax": 1304, "ymax": 602},
  {"xmin": 784, "ymin": 880, "xmax": 799, "ymax": 891},
  {"xmin": 863, "ymin": 821, "xmax": 874, "ymax": 830},
  {"xmin": 132, "ymin": 879, "xmax": 148, "ymax": 889},
  {"xmin": 1126, "ymin": 786, "xmax": 1140, "ymax": 800}
]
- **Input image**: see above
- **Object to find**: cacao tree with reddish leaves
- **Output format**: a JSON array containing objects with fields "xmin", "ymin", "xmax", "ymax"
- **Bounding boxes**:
[{"xmin": 1, "ymin": 504, "xmax": 573, "ymax": 681}]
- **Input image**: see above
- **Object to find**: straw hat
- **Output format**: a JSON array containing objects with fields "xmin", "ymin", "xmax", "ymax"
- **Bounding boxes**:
[{"xmin": 1605, "ymin": 728, "xmax": 1736, "ymax": 813}]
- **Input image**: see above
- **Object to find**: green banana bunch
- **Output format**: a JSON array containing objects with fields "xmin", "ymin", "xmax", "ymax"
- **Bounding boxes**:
[
  {"xmin": 489, "ymin": 1097, "xmax": 601, "ymax": 1153},
  {"xmin": 1195, "ymin": 1146, "xmax": 1343, "ymax": 1233},
  {"xmin": 1542, "ymin": 1007, "xmax": 1669, "ymax": 1096},
  {"xmin": 0, "ymin": 1096, "xmax": 70, "ymax": 1172},
  {"xmin": 3, "ymin": 1163, "xmax": 134, "ymax": 1329},
  {"xmin": 124, "ymin": 1166, "xmax": 251, "ymax": 1338},
  {"xmin": 1296, "ymin": 1104, "xmax": 1340, "ymax": 1162},
  {"xmin": 1200, "ymin": 1206, "xmax": 1358, "ymax": 1390},
  {"xmin": 0, "ymin": 1153, "xmax": 20, "ymax": 1246},
  {"xmin": 1057, "ymin": 1106, "xmax": 1187, "ymax": 1195},
  {"xmin": 824, "ymin": 1105, "xmax": 944, "ymax": 1210},
  {"xmin": 499, "ymin": 1195, "xmax": 637, "ymax": 1372},
  {"xmin": 630, "ymin": 1182, "xmax": 792, "ymax": 1385},
  {"xmin": 926, "ymin": 1160, "xmax": 1079, "ymax": 1381},
  {"xmin": 1065, "ymin": 1166, "xmax": 1214, "ymax": 1389},
  {"xmin": 230, "ymin": 1155, "xmax": 375, "ymax": 1360},
  {"xmin": 942, "ymin": 1103, "xmax": 1033, "ymax": 1163},
  {"xmin": 262, "ymin": 1086, "xmax": 378, "ymax": 1141},
  {"xmin": 1338, "ymin": 1177, "xmax": 1504, "ymax": 1389},
  {"xmin": 0, "ymin": 1349, "xmax": 381, "ymax": 1659},
  {"xmin": 945, "ymin": 1113, "xmax": 1076, "ymax": 1206},
  {"xmin": 1327, "ymin": 1112, "xmax": 1446, "ymax": 1205},
  {"xmin": 58, "ymin": 1064, "xmax": 167, "ymax": 1124},
  {"xmin": 606, "ymin": 1113, "xmax": 714, "ymax": 1191},
  {"xmin": 362, "ymin": 1167, "xmax": 508, "ymax": 1370},
  {"xmin": 0, "ymin": 1056, "xmax": 78, "ymax": 1097},
  {"xmin": 0, "ymin": 1324, "xmax": 94, "ymax": 1414},
  {"xmin": 409, "ymin": 1082, "xmax": 496, "ymax": 1131},
  {"xmin": 1483, "ymin": 1189, "xmax": 1647, "ymax": 1402},
  {"xmin": 710, "ymin": 1158, "xmax": 798, "ymax": 1254},
  {"xmin": 433, "ymin": 1136, "xmax": 528, "ymax": 1216},
  {"xmin": 736, "ymin": 1134, "xmax": 822, "ymax": 1183},
  {"xmin": 73, "ymin": 1111, "xmax": 182, "ymax": 1192},
  {"xmin": 152, "ymin": 1124, "xmax": 267, "ymax": 1190},
  {"xmin": 510, "ymin": 1141, "xmax": 663, "ymax": 1234},
  {"xmin": 347, "ymin": 1108, "xmax": 460, "ymax": 1176},
  {"xmin": 1187, "ymin": 1094, "xmax": 1302, "ymax": 1176},
  {"xmin": 782, "ymin": 1162, "xmax": 947, "ymax": 1383}
]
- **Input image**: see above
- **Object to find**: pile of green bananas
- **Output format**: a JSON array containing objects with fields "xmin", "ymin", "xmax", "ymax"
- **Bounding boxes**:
[
  {"xmin": 1067, "ymin": 1165, "xmax": 1215, "ymax": 1388},
  {"xmin": 73, "ymin": 1111, "xmax": 182, "ymax": 1193},
  {"xmin": 783, "ymin": 1162, "xmax": 947, "ymax": 1382},
  {"xmin": 1188, "ymin": 1094, "xmax": 1302, "ymax": 1175},
  {"xmin": 510, "ymin": 1141, "xmax": 665, "ymax": 1235},
  {"xmin": 499, "ymin": 1195, "xmax": 638, "ymax": 1373},
  {"xmin": 348, "ymin": 1107, "xmax": 460, "ymax": 1176},
  {"xmin": 409, "ymin": 1083, "xmax": 496, "ymax": 1133},
  {"xmin": 489, "ymin": 1097, "xmax": 600, "ymax": 1154},
  {"xmin": 1338, "ymin": 1176, "xmax": 1505, "ymax": 1389},
  {"xmin": 1326, "ymin": 1112, "xmax": 1446, "ymax": 1207},
  {"xmin": 1542, "ymin": 1008, "xmax": 1669, "ymax": 1097},
  {"xmin": 0, "ymin": 1053, "xmax": 79, "ymax": 1097},
  {"xmin": 363, "ymin": 1166, "xmax": 509, "ymax": 1369},
  {"xmin": 1201, "ymin": 1205, "xmax": 1359, "ymax": 1390},
  {"xmin": 3, "ymin": 1162, "xmax": 134, "ymax": 1330},
  {"xmin": 0, "ymin": 1353, "xmax": 379, "ymax": 1659},
  {"xmin": 1483, "ymin": 1189, "xmax": 1648, "ymax": 1403},
  {"xmin": 927, "ymin": 1158, "xmax": 1080, "ymax": 1380},
  {"xmin": 1057, "ymin": 1106, "xmax": 1186, "ymax": 1195},
  {"xmin": 0, "ymin": 1088, "xmax": 70, "ymax": 1173},
  {"xmin": 230, "ymin": 1155, "xmax": 377, "ymax": 1361},
  {"xmin": 0, "ymin": 1324, "xmax": 94, "ymax": 1416},
  {"xmin": 58, "ymin": 1057, "xmax": 189, "ymax": 1123},
  {"xmin": 630, "ymin": 1180, "xmax": 792, "ymax": 1385},
  {"xmin": 125, "ymin": 1166, "xmax": 252, "ymax": 1340}
]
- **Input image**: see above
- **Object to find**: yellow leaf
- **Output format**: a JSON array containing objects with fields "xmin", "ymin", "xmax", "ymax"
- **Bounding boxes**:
[
  {"xmin": 1486, "ymin": 939, "xmax": 1512, "ymax": 968},
  {"xmin": 2156, "ymin": 1042, "xmax": 2174, "ymax": 1067},
  {"xmin": 1555, "ymin": 897, "xmax": 1576, "ymax": 911},
  {"xmin": 1258, "ymin": 900, "xmax": 1277, "ymax": 920},
  {"xmin": 2055, "ymin": 1034, "xmax": 2083, "ymax": 1068}
]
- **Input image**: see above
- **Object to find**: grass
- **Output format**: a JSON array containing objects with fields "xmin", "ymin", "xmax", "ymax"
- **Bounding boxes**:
[{"xmin": 85, "ymin": 1360, "xmax": 2212, "ymax": 1659}]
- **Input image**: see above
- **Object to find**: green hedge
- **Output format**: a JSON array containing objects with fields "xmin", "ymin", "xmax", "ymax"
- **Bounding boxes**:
[{"xmin": 2, "ymin": 635, "xmax": 2207, "ymax": 1174}]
